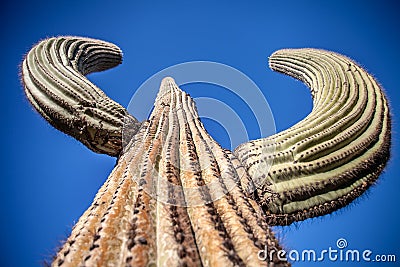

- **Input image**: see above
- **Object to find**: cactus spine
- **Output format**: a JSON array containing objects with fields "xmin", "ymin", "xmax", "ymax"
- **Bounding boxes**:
[{"xmin": 21, "ymin": 37, "xmax": 391, "ymax": 266}]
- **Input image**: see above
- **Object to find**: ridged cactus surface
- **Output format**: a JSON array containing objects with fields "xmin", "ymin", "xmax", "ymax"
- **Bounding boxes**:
[
  {"xmin": 21, "ymin": 37, "xmax": 391, "ymax": 267},
  {"xmin": 236, "ymin": 49, "xmax": 391, "ymax": 225},
  {"xmin": 22, "ymin": 37, "xmax": 140, "ymax": 156}
]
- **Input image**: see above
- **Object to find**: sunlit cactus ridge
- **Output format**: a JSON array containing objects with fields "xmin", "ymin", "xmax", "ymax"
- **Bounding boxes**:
[{"xmin": 21, "ymin": 36, "xmax": 391, "ymax": 267}]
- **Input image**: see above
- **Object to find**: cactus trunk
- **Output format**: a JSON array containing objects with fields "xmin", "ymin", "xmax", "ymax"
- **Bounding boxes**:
[{"xmin": 51, "ymin": 77, "xmax": 287, "ymax": 266}]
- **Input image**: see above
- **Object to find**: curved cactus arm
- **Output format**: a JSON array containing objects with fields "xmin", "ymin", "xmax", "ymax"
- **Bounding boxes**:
[
  {"xmin": 21, "ymin": 36, "xmax": 140, "ymax": 156},
  {"xmin": 234, "ymin": 49, "xmax": 391, "ymax": 225}
]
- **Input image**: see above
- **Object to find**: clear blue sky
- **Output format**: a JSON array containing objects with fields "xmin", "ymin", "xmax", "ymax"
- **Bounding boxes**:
[{"xmin": 1, "ymin": 1, "xmax": 399, "ymax": 266}]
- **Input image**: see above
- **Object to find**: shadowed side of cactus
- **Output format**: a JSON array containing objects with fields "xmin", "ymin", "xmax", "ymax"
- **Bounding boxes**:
[{"xmin": 21, "ymin": 36, "xmax": 391, "ymax": 267}]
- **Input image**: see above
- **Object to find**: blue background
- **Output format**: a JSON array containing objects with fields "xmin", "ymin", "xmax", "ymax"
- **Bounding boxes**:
[{"xmin": 2, "ymin": 1, "xmax": 399, "ymax": 266}]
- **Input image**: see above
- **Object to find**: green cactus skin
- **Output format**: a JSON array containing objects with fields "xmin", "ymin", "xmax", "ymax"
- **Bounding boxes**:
[
  {"xmin": 21, "ymin": 37, "xmax": 140, "ymax": 156},
  {"xmin": 21, "ymin": 37, "xmax": 391, "ymax": 266},
  {"xmin": 235, "ymin": 49, "xmax": 391, "ymax": 226}
]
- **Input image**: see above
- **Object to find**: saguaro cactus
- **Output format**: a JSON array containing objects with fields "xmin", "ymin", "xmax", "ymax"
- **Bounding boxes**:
[{"xmin": 21, "ymin": 37, "xmax": 391, "ymax": 266}]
